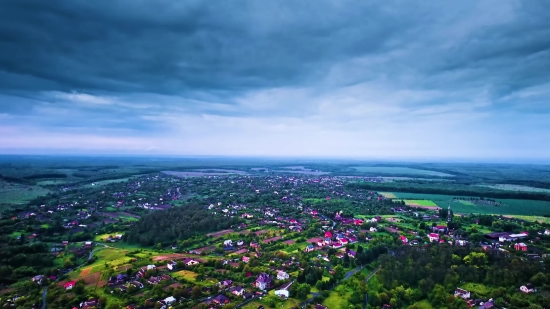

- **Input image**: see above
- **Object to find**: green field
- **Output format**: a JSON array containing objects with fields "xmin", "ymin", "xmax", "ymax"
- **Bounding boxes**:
[
  {"xmin": 460, "ymin": 283, "xmax": 492, "ymax": 297},
  {"xmin": 0, "ymin": 185, "xmax": 50, "ymax": 206},
  {"xmin": 351, "ymin": 166, "xmax": 454, "ymax": 177},
  {"xmin": 390, "ymin": 192, "xmax": 550, "ymax": 216}
]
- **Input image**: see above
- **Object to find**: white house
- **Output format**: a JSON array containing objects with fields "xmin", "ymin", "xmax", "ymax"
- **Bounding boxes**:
[
  {"xmin": 164, "ymin": 296, "xmax": 176, "ymax": 305},
  {"xmin": 277, "ymin": 271, "xmax": 290, "ymax": 280},
  {"xmin": 237, "ymin": 240, "xmax": 244, "ymax": 246},
  {"xmin": 454, "ymin": 288, "xmax": 470, "ymax": 299},
  {"xmin": 274, "ymin": 281, "xmax": 294, "ymax": 298},
  {"xmin": 167, "ymin": 261, "xmax": 177, "ymax": 271},
  {"xmin": 223, "ymin": 240, "xmax": 233, "ymax": 247},
  {"xmin": 369, "ymin": 227, "xmax": 377, "ymax": 232},
  {"xmin": 455, "ymin": 239, "xmax": 469, "ymax": 246},
  {"xmin": 544, "ymin": 230, "xmax": 550, "ymax": 236}
]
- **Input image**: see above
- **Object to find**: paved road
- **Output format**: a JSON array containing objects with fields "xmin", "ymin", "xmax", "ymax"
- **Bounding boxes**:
[
  {"xmin": 41, "ymin": 287, "xmax": 47, "ymax": 309},
  {"xmin": 362, "ymin": 267, "xmax": 380, "ymax": 309}
]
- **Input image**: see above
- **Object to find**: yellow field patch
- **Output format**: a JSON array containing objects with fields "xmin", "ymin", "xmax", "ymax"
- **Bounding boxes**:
[
  {"xmin": 380, "ymin": 192, "xmax": 397, "ymax": 198},
  {"xmin": 173, "ymin": 270, "xmax": 198, "ymax": 281}
]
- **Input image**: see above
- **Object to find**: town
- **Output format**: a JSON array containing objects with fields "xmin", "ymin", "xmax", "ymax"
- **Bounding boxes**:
[{"xmin": 1, "ymin": 170, "xmax": 550, "ymax": 309}]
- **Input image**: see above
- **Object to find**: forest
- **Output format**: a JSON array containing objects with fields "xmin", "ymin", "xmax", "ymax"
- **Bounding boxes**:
[
  {"xmin": 370, "ymin": 245, "xmax": 550, "ymax": 309},
  {"xmin": 124, "ymin": 204, "xmax": 241, "ymax": 246}
]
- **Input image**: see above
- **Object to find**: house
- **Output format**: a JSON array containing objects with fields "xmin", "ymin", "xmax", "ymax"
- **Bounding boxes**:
[
  {"xmin": 218, "ymin": 280, "xmax": 232, "ymax": 288},
  {"xmin": 433, "ymin": 225, "xmax": 447, "ymax": 232},
  {"xmin": 325, "ymin": 231, "xmax": 333, "ymax": 239},
  {"xmin": 242, "ymin": 256, "xmax": 250, "ymax": 263},
  {"xmin": 277, "ymin": 271, "xmax": 290, "ymax": 280},
  {"xmin": 514, "ymin": 243, "xmax": 527, "ymax": 251},
  {"xmin": 62, "ymin": 241, "xmax": 69, "ymax": 246},
  {"xmin": 212, "ymin": 294, "xmax": 230, "ymax": 305},
  {"xmin": 229, "ymin": 286, "xmax": 244, "ymax": 296},
  {"xmin": 399, "ymin": 236, "xmax": 408, "ymax": 244},
  {"xmin": 237, "ymin": 240, "xmax": 244, "ymax": 246},
  {"xmin": 305, "ymin": 245, "xmax": 315, "ymax": 252},
  {"xmin": 324, "ymin": 237, "xmax": 332, "ymax": 244},
  {"xmin": 182, "ymin": 258, "xmax": 200, "ymax": 266},
  {"xmin": 163, "ymin": 296, "xmax": 176, "ymax": 305},
  {"xmin": 340, "ymin": 238, "xmax": 349, "ymax": 245},
  {"xmin": 223, "ymin": 240, "xmax": 233, "ymax": 247},
  {"xmin": 64, "ymin": 281, "xmax": 76, "ymax": 290},
  {"xmin": 455, "ymin": 239, "xmax": 469, "ymax": 246},
  {"xmin": 428, "ymin": 233, "xmax": 439, "ymax": 242},
  {"xmin": 167, "ymin": 260, "xmax": 177, "ymax": 271},
  {"xmin": 369, "ymin": 227, "xmax": 377, "ymax": 232},
  {"xmin": 256, "ymin": 273, "xmax": 272, "ymax": 290},
  {"xmin": 80, "ymin": 299, "xmax": 98, "ymax": 309},
  {"xmin": 544, "ymin": 230, "xmax": 550, "ymax": 236},
  {"xmin": 454, "ymin": 288, "xmax": 470, "ymax": 299},
  {"xmin": 274, "ymin": 281, "xmax": 294, "ymax": 298},
  {"xmin": 520, "ymin": 283, "xmax": 536, "ymax": 293}
]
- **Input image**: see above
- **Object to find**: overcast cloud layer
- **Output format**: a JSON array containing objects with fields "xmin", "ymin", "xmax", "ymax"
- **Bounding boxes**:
[{"xmin": 1, "ymin": 0, "xmax": 550, "ymax": 160}]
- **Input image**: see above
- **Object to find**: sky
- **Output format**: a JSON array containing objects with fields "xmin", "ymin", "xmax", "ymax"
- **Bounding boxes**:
[{"xmin": 1, "ymin": 1, "xmax": 550, "ymax": 161}]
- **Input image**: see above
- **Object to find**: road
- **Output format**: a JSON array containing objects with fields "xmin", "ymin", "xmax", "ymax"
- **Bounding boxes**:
[
  {"xmin": 362, "ymin": 267, "xmax": 380, "ymax": 309},
  {"xmin": 300, "ymin": 265, "xmax": 365, "ymax": 308},
  {"xmin": 41, "ymin": 287, "xmax": 47, "ymax": 309}
]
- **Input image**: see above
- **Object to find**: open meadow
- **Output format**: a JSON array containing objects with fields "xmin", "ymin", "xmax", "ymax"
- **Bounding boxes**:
[{"xmin": 388, "ymin": 192, "xmax": 550, "ymax": 216}]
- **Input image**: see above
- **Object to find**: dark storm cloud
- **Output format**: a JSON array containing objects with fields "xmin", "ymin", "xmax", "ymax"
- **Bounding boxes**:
[
  {"xmin": 1, "ymin": 0, "xmax": 549, "ymax": 100},
  {"xmin": 0, "ymin": 0, "xmax": 403, "ymax": 95},
  {"xmin": 1, "ymin": 0, "xmax": 550, "ymax": 158}
]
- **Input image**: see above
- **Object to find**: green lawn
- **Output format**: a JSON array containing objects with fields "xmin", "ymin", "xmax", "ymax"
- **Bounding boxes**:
[
  {"xmin": 323, "ymin": 290, "xmax": 352, "ymax": 309},
  {"xmin": 413, "ymin": 299, "xmax": 434, "ymax": 309},
  {"xmin": 460, "ymin": 283, "xmax": 492, "ymax": 297}
]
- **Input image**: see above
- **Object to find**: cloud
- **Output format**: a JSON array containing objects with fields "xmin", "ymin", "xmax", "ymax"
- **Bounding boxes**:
[{"xmin": 0, "ymin": 0, "xmax": 549, "ymax": 160}]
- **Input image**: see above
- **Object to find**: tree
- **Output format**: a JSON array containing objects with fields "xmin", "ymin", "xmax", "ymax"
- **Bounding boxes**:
[
  {"xmin": 295, "ymin": 283, "xmax": 311, "ymax": 299},
  {"xmin": 530, "ymin": 272, "xmax": 548, "ymax": 286},
  {"xmin": 334, "ymin": 265, "xmax": 345, "ymax": 281},
  {"xmin": 192, "ymin": 286, "xmax": 202, "ymax": 299}
]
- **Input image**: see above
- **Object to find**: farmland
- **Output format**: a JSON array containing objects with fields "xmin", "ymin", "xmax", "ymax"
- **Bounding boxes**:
[
  {"xmin": 388, "ymin": 192, "xmax": 550, "ymax": 216},
  {"xmin": 351, "ymin": 166, "xmax": 454, "ymax": 177}
]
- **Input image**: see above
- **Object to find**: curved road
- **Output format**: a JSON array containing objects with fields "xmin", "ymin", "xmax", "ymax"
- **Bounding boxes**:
[
  {"xmin": 362, "ymin": 267, "xmax": 380, "ymax": 309},
  {"xmin": 41, "ymin": 244, "xmax": 111, "ymax": 309}
]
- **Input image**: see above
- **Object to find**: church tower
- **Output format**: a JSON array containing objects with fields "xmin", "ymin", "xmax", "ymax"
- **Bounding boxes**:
[{"xmin": 447, "ymin": 203, "xmax": 452, "ymax": 223}]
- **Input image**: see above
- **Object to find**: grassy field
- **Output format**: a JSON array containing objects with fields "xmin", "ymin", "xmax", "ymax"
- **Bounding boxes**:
[
  {"xmin": 390, "ymin": 192, "xmax": 550, "ymax": 216},
  {"xmin": 323, "ymin": 289, "xmax": 352, "ymax": 308},
  {"xmin": 460, "ymin": 283, "xmax": 492, "ymax": 297},
  {"xmin": 0, "ymin": 184, "xmax": 50, "ymax": 206},
  {"xmin": 504, "ymin": 215, "xmax": 550, "ymax": 223},
  {"xmin": 352, "ymin": 166, "xmax": 454, "ymax": 177},
  {"xmin": 413, "ymin": 299, "xmax": 435, "ymax": 309},
  {"xmin": 380, "ymin": 192, "xmax": 397, "ymax": 198},
  {"xmin": 173, "ymin": 270, "xmax": 198, "ymax": 281}
]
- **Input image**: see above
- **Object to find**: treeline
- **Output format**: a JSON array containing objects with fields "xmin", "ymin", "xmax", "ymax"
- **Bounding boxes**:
[
  {"xmin": 370, "ymin": 245, "xmax": 550, "ymax": 309},
  {"xmin": 125, "ymin": 204, "xmax": 240, "ymax": 247},
  {"xmin": 348, "ymin": 182, "xmax": 550, "ymax": 201}
]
